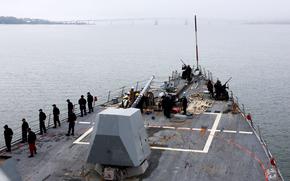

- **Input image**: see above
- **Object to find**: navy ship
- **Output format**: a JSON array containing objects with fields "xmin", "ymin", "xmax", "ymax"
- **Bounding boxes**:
[{"xmin": 0, "ymin": 16, "xmax": 284, "ymax": 181}]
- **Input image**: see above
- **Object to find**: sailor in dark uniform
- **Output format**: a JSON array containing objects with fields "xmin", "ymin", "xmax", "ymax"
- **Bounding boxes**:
[
  {"xmin": 162, "ymin": 95, "xmax": 171, "ymax": 118},
  {"xmin": 214, "ymin": 80, "xmax": 222, "ymax": 100},
  {"xmin": 186, "ymin": 65, "xmax": 192, "ymax": 81},
  {"xmin": 136, "ymin": 95, "xmax": 146, "ymax": 113},
  {"xmin": 87, "ymin": 92, "xmax": 94, "ymax": 113},
  {"xmin": 21, "ymin": 118, "xmax": 29, "ymax": 143},
  {"xmin": 181, "ymin": 93, "xmax": 188, "ymax": 115},
  {"xmin": 39, "ymin": 109, "xmax": 47, "ymax": 135},
  {"xmin": 78, "ymin": 95, "xmax": 87, "ymax": 117},
  {"xmin": 66, "ymin": 112, "xmax": 77, "ymax": 136},
  {"xmin": 207, "ymin": 80, "xmax": 214, "ymax": 98},
  {"xmin": 52, "ymin": 104, "xmax": 61, "ymax": 128},
  {"xmin": 28, "ymin": 128, "xmax": 37, "ymax": 158},
  {"xmin": 67, "ymin": 99, "xmax": 74, "ymax": 116},
  {"xmin": 3, "ymin": 125, "xmax": 13, "ymax": 152}
]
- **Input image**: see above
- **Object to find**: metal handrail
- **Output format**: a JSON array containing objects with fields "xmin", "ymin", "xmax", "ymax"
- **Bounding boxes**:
[
  {"xmin": 232, "ymin": 94, "xmax": 284, "ymax": 180},
  {"xmin": 200, "ymin": 66, "xmax": 284, "ymax": 180},
  {"xmin": 0, "ymin": 77, "xmax": 153, "ymax": 151}
]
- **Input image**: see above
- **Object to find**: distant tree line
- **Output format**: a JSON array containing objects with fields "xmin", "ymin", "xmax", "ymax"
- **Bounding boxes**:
[{"xmin": 0, "ymin": 16, "xmax": 64, "ymax": 24}]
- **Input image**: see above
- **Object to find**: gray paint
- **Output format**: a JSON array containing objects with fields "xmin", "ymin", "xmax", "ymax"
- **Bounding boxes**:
[
  {"xmin": 0, "ymin": 157, "xmax": 22, "ymax": 181},
  {"xmin": 0, "ymin": 76, "xmax": 282, "ymax": 181},
  {"xmin": 87, "ymin": 108, "xmax": 151, "ymax": 167}
]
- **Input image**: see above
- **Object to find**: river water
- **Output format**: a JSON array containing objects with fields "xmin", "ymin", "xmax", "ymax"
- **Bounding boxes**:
[{"xmin": 0, "ymin": 22, "xmax": 289, "ymax": 179}]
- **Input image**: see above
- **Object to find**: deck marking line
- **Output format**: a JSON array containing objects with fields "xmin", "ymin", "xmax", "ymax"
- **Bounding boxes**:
[
  {"xmin": 203, "ymin": 113, "xmax": 222, "ymax": 153},
  {"xmin": 177, "ymin": 127, "xmax": 191, "ymax": 130},
  {"xmin": 203, "ymin": 112, "xmax": 219, "ymax": 115},
  {"xmin": 162, "ymin": 126, "xmax": 175, "ymax": 129},
  {"xmin": 74, "ymin": 142, "xmax": 90, "ymax": 145},
  {"xmin": 152, "ymin": 125, "xmax": 161, "ymax": 128},
  {"xmin": 238, "ymin": 131, "xmax": 253, "ymax": 134},
  {"xmin": 191, "ymin": 128, "xmax": 201, "ymax": 131},
  {"xmin": 146, "ymin": 125, "xmax": 161, "ymax": 128},
  {"xmin": 150, "ymin": 146, "xmax": 205, "ymax": 153},
  {"xmin": 73, "ymin": 127, "xmax": 93, "ymax": 145},
  {"xmin": 223, "ymin": 130, "xmax": 237, "ymax": 133},
  {"xmin": 78, "ymin": 121, "xmax": 91, "ymax": 124},
  {"xmin": 147, "ymin": 125, "xmax": 253, "ymax": 135}
]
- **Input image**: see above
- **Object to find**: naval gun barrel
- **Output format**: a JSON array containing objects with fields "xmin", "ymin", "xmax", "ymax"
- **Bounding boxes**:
[
  {"xmin": 223, "ymin": 77, "xmax": 232, "ymax": 86},
  {"xmin": 131, "ymin": 75, "xmax": 155, "ymax": 108},
  {"xmin": 180, "ymin": 58, "xmax": 186, "ymax": 66}
]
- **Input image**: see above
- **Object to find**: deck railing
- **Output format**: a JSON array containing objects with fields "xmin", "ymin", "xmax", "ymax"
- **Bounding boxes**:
[
  {"xmin": 0, "ymin": 77, "xmax": 153, "ymax": 152},
  {"xmin": 1, "ymin": 67, "xmax": 283, "ymax": 179},
  {"xmin": 200, "ymin": 65, "xmax": 284, "ymax": 180}
]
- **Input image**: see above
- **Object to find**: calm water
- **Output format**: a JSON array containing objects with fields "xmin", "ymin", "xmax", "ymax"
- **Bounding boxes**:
[{"xmin": 0, "ymin": 22, "xmax": 289, "ymax": 179}]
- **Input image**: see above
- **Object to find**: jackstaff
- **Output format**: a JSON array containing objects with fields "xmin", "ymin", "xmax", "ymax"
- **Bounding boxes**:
[{"xmin": 194, "ymin": 15, "xmax": 199, "ymax": 70}]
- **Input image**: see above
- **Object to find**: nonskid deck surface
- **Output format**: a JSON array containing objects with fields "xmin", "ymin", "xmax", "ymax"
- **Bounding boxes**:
[
  {"xmin": 141, "ymin": 108, "xmax": 268, "ymax": 181},
  {"xmin": 0, "ymin": 77, "xmax": 276, "ymax": 181},
  {"xmin": 0, "ymin": 111, "xmax": 100, "ymax": 181},
  {"xmin": 139, "ymin": 80, "xmax": 270, "ymax": 181}
]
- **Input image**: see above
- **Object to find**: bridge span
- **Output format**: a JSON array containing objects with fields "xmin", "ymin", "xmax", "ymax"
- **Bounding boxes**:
[{"xmin": 62, "ymin": 17, "xmax": 190, "ymax": 25}]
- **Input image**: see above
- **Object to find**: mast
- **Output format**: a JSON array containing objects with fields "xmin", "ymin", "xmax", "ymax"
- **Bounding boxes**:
[{"xmin": 194, "ymin": 15, "xmax": 199, "ymax": 70}]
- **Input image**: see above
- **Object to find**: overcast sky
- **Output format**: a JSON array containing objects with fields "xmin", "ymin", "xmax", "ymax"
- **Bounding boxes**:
[{"xmin": 0, "ymin": 0, "xmax": 289, "ymax": 21}]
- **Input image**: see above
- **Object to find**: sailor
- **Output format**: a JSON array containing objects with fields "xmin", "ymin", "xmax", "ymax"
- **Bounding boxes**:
[
  {"xmin": 186, "ymin": 65, "xmax": 192, "ymax": 81},
  {"xmin": 162, "ymin": 94, "xmax": 171, "ymax": 118},
  {"xmin": 214, "ymin": 79, "xmax": 222, "ymax": 100},
  {"xmin": 207, "ymin": 80, "xmax": 214, "ymax": 98},
  {"xmin": 39, "ymin": 109, "xmax": 47, "ymax": 135},
  {"xmin": 87, "ymin": 92, "xmax": 94, "ymax": 113},
  {"xmin": 181, "ymin": 64, "xmax": 187, "ymax": 79},
  {"xmin": 21, "ymin": 118, "xmax": 29, "ymax": 143},
  {"xmin": 136, "ymin": 94, "xmax": 145, "ymax": 113},
  {"xmin": 27, "ymin": 128, "xmax": 37, "ymax": 158},
  {"xmin": 66, "ymin": 112, "xmax": 77, "ymax": 136},
  {"xmin": 52, "ymin": 104, "xmax": 61, "ymax": 128},
  {"xmin": 220, "ymin": 84, "xmax": 229, "ymax": 101},
  {"xmin": 129, "ymin": 87, "xmax": 135, "ymax": 105},
  {"xmin": 78, "ymin": 95, "xmax": 87, "ymax": 117},
  {"xmin": 121, "ymin": 95, "xmax": 129, "ymax": 108},
  {"xmin": 3, "ymin": 125, "xmax": 13, "ymax": 152},
  {"xmin": 181, "ymin": 93, "xmax": 188, "ymax": 115},
  {"xmin": 67, "ymin": 99, "xmax": 74, "ymax": 116}
]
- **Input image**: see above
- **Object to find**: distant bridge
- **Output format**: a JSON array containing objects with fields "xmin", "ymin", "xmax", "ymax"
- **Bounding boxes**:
[{"xmin": 62, "ymin": 17, "xmax": 190, "ymax": 25}]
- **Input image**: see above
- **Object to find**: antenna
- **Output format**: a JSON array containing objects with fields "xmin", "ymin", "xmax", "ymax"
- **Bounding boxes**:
[{"xmin": 194, "ymin": 15, "xmax": 199, "ymax": 70}]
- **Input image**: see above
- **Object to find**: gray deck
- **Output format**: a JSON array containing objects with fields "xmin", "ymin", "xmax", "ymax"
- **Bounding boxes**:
[
  {"xmin": 141, "ymin": 108, "xmax": 268, "ymax": 181},
  {"xmin": 0, "ymin": 110, "xmax": 100, "ymax": 181},
  {"xmin": 0, "ymin": 77, "xmax": 280, "ymax": 181}
]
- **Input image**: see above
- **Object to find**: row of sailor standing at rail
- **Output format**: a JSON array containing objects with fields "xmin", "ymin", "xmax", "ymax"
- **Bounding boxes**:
[{"xmin": 3, "ymin": 92, "xmax": 96, "ymax": 158}]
